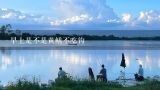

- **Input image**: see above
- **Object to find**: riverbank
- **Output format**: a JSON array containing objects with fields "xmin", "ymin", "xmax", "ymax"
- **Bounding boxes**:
[{"xmin": 0, "ymin": 77, "xmax": 160, "ymax": 90}]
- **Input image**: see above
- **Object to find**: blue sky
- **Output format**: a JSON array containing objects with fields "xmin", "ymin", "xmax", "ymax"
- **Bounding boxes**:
[
  {"xmin": 0, "ymin": 0, "xmax": 160, "ymax": 30},
  {"xmin": 108, "ymin": 0, "xmax": 160, "ymax": 16},
  {"xmin": 0, "ymin": 0, "xmax": 159, "ymax": 17}
]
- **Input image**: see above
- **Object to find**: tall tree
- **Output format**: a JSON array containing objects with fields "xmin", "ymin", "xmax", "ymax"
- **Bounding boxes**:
[{"xmin": 0, "ymin": 24, "xmax": 12, "ymax": 34}]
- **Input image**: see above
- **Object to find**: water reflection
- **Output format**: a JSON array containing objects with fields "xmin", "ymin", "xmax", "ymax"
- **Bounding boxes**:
[
  {"xmin": 0, "ymin": 49, "xmax": 160, "ymax": 85},
  {"xmin": 50, "ymin": 50, "xmax": 88, "ymax": 65}
]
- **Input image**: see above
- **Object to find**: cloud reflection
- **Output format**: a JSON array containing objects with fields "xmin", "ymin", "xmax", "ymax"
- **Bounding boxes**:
[
  {"xmin": 1, "ymin": 55, "xmax": 12, "ymax": 70},
  {"xmin": 50, "ymin": 50, "xmax": 87, "ymax": 65},
  {"xmin": 0, "ymin": 49, "xmax": 160, "ymax": 84}
]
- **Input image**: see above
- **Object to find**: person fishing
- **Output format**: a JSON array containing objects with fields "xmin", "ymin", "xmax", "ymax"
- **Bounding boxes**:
[
  {"xmin": 134, "ymin": 64, "xmax": 144, "ymax": 81},
  {"xmin": 58, "ymin": 67, "xmax": 67, "ymax": 78},
  {"xmin": 97, "ymin": 64, "xmax": 107, "ymax": 82},
  {"xmin": 88, "ymin": 67, "xmax": 95, "ymax": 81}
]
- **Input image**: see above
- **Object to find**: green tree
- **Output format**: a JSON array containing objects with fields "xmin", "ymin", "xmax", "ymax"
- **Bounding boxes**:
[{"xmin": 0, "ymin": 24, "xmax": 12, "ymax": 34}]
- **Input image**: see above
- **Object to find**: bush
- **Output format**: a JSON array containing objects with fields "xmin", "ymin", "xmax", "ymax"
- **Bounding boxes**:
[
  {"xmin": 1, "ymin": 77, "xmax": 160, "ymax": 90},
  {"xmin": 51, "ymin": 87, "xmax": 72, "ymax": 90},
  {"xmin": 5, "ymin": 77, "xmax": 41, "ymax": 90},
  {"xmin": 55, "ymin": 77, "xmax": 76, "ymax": 88}
]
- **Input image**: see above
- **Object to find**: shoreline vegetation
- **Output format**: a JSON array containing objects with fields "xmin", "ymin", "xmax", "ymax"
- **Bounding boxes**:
[
  {"xmin": 0, "ymin": 77, "xmax": 160, "ymax": 90},
  {"xmin": 1, "ymin": 24, "xmax": 160, "ymax": 40}
]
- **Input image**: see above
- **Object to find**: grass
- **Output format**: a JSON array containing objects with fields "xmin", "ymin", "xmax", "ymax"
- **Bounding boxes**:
[{"xmin": 0, "ymin": 77, "xmax": 160, "ymax": 90}]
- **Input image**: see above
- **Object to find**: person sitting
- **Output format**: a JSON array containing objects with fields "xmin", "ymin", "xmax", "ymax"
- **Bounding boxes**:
[
  {"xmin": 97, "ymin": 64, "xmax": 107, "ymax": 82},
  {"xmin": 58, "ymin": 67, "xmax": 67, "ymax": 78},
  {"xmin": 134, "ymin": 64, "xmax": 144, "ymax": 81},
  {"xmin": 88, "ymin": 67, "xmax": 95, "ymax": 81}
]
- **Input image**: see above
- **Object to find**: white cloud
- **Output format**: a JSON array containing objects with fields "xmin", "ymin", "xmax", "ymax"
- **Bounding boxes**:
[
  {"xmin": 106, "ymin": 19, "xmax": 120, "ymax": 23},
  {"xmin": 0, "ymin": 8, "xmax": 53, "ymax": 30},
  {"xmin": 18, "ymin": 15, "xmax": 26, "ymax": 20},
  {"xmin": 50, "ymin": 14, "xmax": 92, "ymax": 26},
  {"xmin": 0, "ymin": 8, "xmax": 19, "ymax": 19},
  {"xmin": 122, "ymin": 13, "xmax": 132, "ymax": 23},
  {"xmin": 52, "ymin": 0, "xmax": 118, "ymax": 20},
  {"xmin": 137, "ymin": 10, "xmax": 160, "ymax": 24},
  {"xmin": 0, "ymin": 7, "xmax": 160, "ymax": 30},
  {"xmin": 1, "ymin": 12, "xmax": 13, "ymax": 19},
  {"xmin": 49, "ymin": 0, "xmax": 120, "ymax": 27},
  {"xmin": 119, "ymin": 10, "xmax": 160, "ymax": 29},
  {"xmin": 0, "ymin": 8, "xmax": 50, "ymax": 24}
]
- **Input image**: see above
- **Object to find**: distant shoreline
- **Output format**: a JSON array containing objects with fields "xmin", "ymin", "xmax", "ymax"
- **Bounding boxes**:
[{"xmin": 1, "ymin": 33, "xmax": 160, "ymax": 40}]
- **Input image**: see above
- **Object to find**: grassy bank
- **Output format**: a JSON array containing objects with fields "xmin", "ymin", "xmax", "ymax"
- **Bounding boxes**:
[{"xmin": 1, "ymin": 77, "xmax": 160, "ymax": 90}]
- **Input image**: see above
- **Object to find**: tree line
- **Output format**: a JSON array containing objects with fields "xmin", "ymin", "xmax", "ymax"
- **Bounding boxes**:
[{"xmin": 1, "ymin": 24, "xmax": 160, "ymax": 40}]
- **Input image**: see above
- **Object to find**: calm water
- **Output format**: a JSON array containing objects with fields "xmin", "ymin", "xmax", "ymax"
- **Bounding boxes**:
[{"xmin": 0, "ymin": 41, "xmax": 160, "ymax": 85}]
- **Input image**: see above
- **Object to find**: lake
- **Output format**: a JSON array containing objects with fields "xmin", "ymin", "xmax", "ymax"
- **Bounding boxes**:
[{"xmin": 0, "ymin": 40, "xmax": 160, "ymax": 85}]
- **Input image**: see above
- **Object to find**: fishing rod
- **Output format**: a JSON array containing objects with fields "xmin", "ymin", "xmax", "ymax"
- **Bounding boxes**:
[
  {"xmin": 95, "ymin": 51, "xmax": 102, "ymax": 66},
  {"xmin": 113, "ymin": 72, "xmax": 136, "ymax": 74}
]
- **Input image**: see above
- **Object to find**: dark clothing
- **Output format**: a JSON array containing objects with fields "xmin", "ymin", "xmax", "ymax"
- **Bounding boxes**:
[
  {"xmin": 97, "ymin": 75, "xmax": 107, "ymax": 82},
  {"xmin": 100, "ymin": 68, "xmax": 106, "ymax": 77},
  {"xmin": 134, "ymin": 74, "xmax": 144, "ymax": 81},
  {"xmin": 88, "ymin": 68, "xmax": 95, "ymax": 81},
  {"xmin": 97, "ymin": 68, "xmax": 107, "ymax": 82}
]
